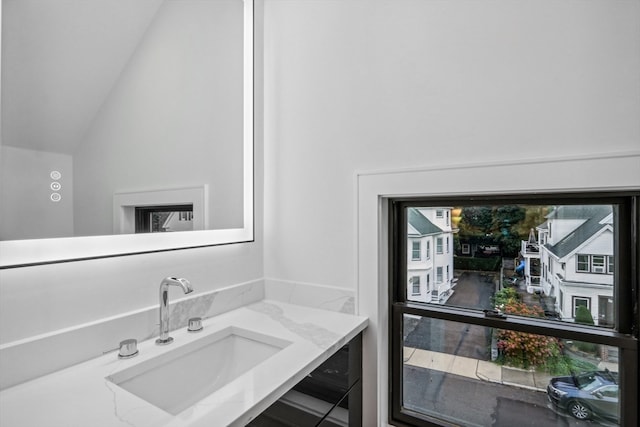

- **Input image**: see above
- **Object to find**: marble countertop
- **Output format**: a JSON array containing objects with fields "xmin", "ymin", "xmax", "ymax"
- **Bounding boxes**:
[{"xmin": 0, "ymin": 300, "xmax": 368, "ymax": 427}]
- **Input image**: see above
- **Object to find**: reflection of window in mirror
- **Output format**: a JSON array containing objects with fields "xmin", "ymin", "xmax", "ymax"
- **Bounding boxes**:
[{"xmin": 135, "ymin": 205, "xmax": 194, "ymax": 233}]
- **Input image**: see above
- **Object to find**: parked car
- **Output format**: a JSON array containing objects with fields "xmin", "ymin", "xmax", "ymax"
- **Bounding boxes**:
[{"xmin": 547, "ymin": 370, "xmax": 619, "ymax": 422}]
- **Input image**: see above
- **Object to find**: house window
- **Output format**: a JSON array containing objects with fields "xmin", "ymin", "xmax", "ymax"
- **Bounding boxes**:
[
  {"xmin": 446, "ymin": 237, "xmax": 449, "ymax": 253},
  {"xmin": 577, "ymin": 254, "xmax": 614, "ymax": 274},
  {"xmin": 461, "ymin": 243, "xmax": 470, "ymax": 254},
  {"xmin": 577, "ymin": 255, "xmax": 587, "ymax": 272},
  {"xmin": 572, "ymin": 296, "xmax": 591, "ymax": 318},
  {"xmin": 411, "ymin": 276, "xmax": 420, "ymax": 295},
  {"xmin": 426, "ymin": 274, "xmax": 430, "ymax": 292},
  {"xmin": 446, "ymin": 210, "xmax": 450, "ymax": 226},
  {"xmin": 390, "ymin": 193, "xmax": 638, "ymax": 427},
  {"xmin": 446, "ymin": 265, "xmax": 449, "ymax": 282},
  {"xmin": 436, "ymin": 238, "xmax": 443, "ymax": 254},
  {"xmin": 426, "ymin": 241, "xmax": 430, "ymax": 260},
  {"xmin": 411, "ymin": 241, "xmax": 421, "ymax": 261},
  {"xmin": 436, "ymin": 210, "xmax": 443, "ymax": 218},
  {"xmin": 592, "ymin": 255, "xmax": 606, "ymax": 273}
]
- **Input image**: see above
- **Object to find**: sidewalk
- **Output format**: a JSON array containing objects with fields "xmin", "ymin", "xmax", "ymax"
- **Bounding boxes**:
[{"xmin": 403, "ymin": 346, "xmax": 552, "ymax": 392}]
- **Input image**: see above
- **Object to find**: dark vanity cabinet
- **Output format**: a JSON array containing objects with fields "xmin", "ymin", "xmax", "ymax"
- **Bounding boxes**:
[{"xmin": 248, "ymin": 333, "xmax": 362, "ymax": 427}]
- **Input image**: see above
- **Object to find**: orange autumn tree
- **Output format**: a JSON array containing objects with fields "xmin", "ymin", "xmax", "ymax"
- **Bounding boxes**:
[{"xmin": 496, "ymin": 301, "xmax": 561, "ymax": 369}]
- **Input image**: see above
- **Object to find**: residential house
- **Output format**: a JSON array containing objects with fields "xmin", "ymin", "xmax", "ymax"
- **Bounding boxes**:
[
  {"xmin": 407, "ymin": 208, "xmax": 454, "ymax": 303},
  {"xmin": 534, "ymin": 205, "xmax": 614, "ymax": 326}
]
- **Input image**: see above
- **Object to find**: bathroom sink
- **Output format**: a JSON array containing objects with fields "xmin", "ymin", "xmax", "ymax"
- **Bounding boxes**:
[{"xmin": 107, "ymin": 326, "xmax": 291, "ymax": 415}]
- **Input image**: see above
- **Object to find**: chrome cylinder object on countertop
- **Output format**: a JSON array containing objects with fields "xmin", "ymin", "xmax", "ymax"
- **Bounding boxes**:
[
  {"xmin": 188, "ymin": 317, "xmax": 203, "ymax": 332},
  {"xmin": 118, "ymin": 339, "xmax": 138, "ymax": 359}
]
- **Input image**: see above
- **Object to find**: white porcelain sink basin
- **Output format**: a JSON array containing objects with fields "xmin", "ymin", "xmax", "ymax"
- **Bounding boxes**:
[{"xmin": 107, "ymin": 326, "xmax": 291, "ymax": 415}]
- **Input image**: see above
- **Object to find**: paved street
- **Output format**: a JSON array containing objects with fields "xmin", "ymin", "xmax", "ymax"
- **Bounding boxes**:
[
  {"xmin": 404, "ymin": 365, "xmax": 612, "ymax": 427},
  {"xmin": 401, "ymin": 271, "xmax": 617, "ymax": 426}
]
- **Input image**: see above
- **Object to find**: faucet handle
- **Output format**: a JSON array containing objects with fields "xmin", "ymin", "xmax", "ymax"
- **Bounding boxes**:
[
  {"xmin": 118, "ymin": 338, "xmax": 139, "ymax": 359},
  {"xmin": 188, "ymin": 317, "xmax": 203, "ymax": 332}
]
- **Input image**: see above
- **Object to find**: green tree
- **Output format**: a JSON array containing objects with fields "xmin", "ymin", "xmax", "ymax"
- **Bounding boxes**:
[
  {"xmin": 493, "ymin": 206, "xmax": 526, "ymax": 257},
  {"xmin": 575, "ymin": 306, "xmax": 595, "ymax": 325},
  {"xmin": 460, "ymin": 206, "xmax": 493, "ymax": 233}
]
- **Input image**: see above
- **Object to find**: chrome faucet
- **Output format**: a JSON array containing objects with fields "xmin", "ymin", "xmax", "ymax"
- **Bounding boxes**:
[{"xmin": 156, "ymin": 277, "xmax": 193, "ymax": 345}]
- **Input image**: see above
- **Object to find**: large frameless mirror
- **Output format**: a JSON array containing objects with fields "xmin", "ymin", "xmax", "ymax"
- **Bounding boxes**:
[{"xmin": 0, "ymin": 0, "xmax": 254, "ymax": 267}]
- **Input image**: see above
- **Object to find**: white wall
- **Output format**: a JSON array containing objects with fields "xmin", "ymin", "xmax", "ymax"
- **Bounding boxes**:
[
  {"xmin": 263, "ymin": 1, "xmax": 639, "ymax": 424},
  {"xmin": 0, "ymin": 146, "xmax": 73, "ymax": 239},
  {"xmin": 263, "ymin": 0, "xmax": 640, "ymax": 290}
]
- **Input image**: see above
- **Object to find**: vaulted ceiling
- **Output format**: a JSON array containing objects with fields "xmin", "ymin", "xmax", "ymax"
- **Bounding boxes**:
[{"xmin": 1, "ymin": 0, "xmax": 164, "ymax": 154}]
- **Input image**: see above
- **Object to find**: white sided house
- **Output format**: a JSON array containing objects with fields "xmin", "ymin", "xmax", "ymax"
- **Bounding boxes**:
[
  {"xmin": 407, "ymin": 208, "xmax": 455, "ymax": 303},
  {"xmin": 536, "ymin": 205, "xmax": 614, "ymax": 326}
]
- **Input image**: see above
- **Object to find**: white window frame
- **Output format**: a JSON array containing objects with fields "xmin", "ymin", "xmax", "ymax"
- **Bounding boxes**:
[
  {"xmin": 411, "ymin": 240, "xmax": 421, "ymax": 261},
  {"xmin": 461, "ymin": 243, "xmax": 470, "ymax": 255},
  {"xmin": 608, "ymin": 255, "xmax": 614, "ymax": 274},
  {"xmin": 411, "ymin": 276, "xmax": 420, "ymax": 295},
  {"xmin": 576, "ymin": 254, "xmax": 589, "ymax": 272},
  {"xmin": 436, "ymin": 237, "xmax": 443, "ymax": 254},
  {"xmin": 426, "ymin": 240, "xmax": 431, "ymax": 260},
  {"xmin": 436, "ymin": 266, "xmax": 443, "ymax": 283},
  {"xmin": 592, "ymin": 255, "xmax": 606, "ymax": 274}
]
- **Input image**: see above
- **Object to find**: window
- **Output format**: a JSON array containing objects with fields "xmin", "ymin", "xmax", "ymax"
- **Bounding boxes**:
[
  {"xmin": 577, "ymin": 254, "xmax": 589, "ymax": 271},
  {"xmin": 577, "ymin": 254, "xmax": 614, "ymax": 274},
  {"xmin": 411, "ymin": 276, "xmax": 421, "ymax": 295},
  {"xmin": 446, "ymin": 237, "xmax": 449, "ymax": 253},
  {"xmin": 436, "ymin": 238, "xmax": 443, "ymax": 254},
  {"xmin": 426, "ymin": 274, "xmax": 430, "ymax": 292},
  {"xmin": 390, "ymin": 193, "xmax": 638, "ymax": 427},
  {"xmin": 426, "ymin": 241, "xmax": 430, "ymax": 260},
  {"xmin": 592, "ymin": 255, "xmax": 606, "ymax": 273},
  {"xmin": 446, "ymin": 210, "xmax": 450, "ymax": 226},
  {"xmin": 412, "ymin": 241, "xmax": 421, "ymax": 261},
  {"xmin": 135, "ymin": 204, "xmax": 194, "ymax": 233},
  {"xmin": 461, "ymin": 243, "xmax": 470, "ymax": 254},
  {"xmin": 436, "ymin": 210, "xmax": 443, "ymax": 218}
]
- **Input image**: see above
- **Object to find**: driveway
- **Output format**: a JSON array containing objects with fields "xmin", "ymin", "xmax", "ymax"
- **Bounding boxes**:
[{"xmin": 404, "ymin": 271, "xmax": 496, "ymax": 359}]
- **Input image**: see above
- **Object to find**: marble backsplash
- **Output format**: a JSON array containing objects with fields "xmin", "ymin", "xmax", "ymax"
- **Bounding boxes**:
[
  {"xmin": 0, "ymin": 278, "xmax": 356, "ymax": 390},
  {"xmin": 264, "ymin": 278, "xmax": 356, "ymax": 314}
]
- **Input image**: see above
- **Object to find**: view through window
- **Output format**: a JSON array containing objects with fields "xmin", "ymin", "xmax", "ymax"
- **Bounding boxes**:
[
  {"xmin": 135, "ymin": 204, "xmax": 194, "ymax": 233},
  {"xmin": 390, "ymin": 194, "xmax": 638, "ymax": 427}
]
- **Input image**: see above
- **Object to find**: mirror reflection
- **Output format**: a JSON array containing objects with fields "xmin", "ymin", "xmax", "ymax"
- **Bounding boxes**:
[{"xmin": 1, "ymin": 0, "xmax": 246, "ymax": 241}]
